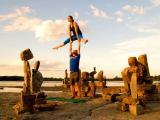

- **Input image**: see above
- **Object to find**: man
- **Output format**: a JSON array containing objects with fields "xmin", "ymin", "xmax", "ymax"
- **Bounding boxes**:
[{"xmin": 69, "ymin": 39, "xmax": 81, "ymax": 98}]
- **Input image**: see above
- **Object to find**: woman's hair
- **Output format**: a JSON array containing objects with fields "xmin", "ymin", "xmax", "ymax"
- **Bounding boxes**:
[{"xmin": 68, "ymin": 15, "xmax": 74, "ymax": 20}]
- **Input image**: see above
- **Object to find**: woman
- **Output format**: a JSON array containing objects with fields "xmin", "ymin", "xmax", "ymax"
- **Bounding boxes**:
[{"xmin": 53, "ymin": 15, "xmax": 88, "ymax": 50}]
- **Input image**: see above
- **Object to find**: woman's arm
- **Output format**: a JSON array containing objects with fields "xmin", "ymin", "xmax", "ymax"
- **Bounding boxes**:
[
  {"xmin": 68, "ymin": 25, "xmax": 72, "ymax": 42},
  {"xmin": 73, "ymin": 22, "xmax": 80, "ymax": 40}
]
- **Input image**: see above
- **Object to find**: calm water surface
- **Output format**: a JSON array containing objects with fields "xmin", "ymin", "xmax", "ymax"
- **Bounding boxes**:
[{"xmin": 0, "ymin": 81, "xmax": 159, "ymax": 93}]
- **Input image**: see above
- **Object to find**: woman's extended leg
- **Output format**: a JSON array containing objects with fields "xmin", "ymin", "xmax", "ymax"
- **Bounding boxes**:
[
  {"xmin": 52, "ymin": 35, "xmax": 88, "ymax": 50},
  {"xmin": 52, "ymin": 42, "xmax": 65, "ymax": 50},
  {"xmin": 52, "ymin": 38, "xmax": 70, "ymax": 50}
]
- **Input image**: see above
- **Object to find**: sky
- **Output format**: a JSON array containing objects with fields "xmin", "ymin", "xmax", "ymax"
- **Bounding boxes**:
[{"xmin": 0, "ymin": 0, "xmax": 160, "ymax": 78}]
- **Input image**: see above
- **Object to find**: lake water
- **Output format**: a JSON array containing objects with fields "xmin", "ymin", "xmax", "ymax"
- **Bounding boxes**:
[
  {"xmin": 0, "ymin": 81, "xmax": 159, "ymax": 93},
  {"xmin": 0, "ymin": 81, "xmax": 62, "ymax": 87}
]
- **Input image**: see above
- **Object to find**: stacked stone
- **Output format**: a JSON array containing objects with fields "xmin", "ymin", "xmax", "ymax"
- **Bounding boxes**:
[
  {"xmin": 13, "ymin": 49, "xmax": 45, "ymax": 115},
  {"xmin": 89, "ymin": 67, "xmax": 97, "ymax": 83},
  {"xmin": 96, "ymin": 70, "xmax": 106, "ymax": 88},
  {"xmin": 13, "ymin": 48, "xmax": 58, "ymax": 115},
  {"xmin": 81, "ymin": 71, "xmax": 96, "ymax": 97},
  {"xmin": 81, "ymin": 72, "xmax": 90, "ymax": 97},
  {"xmin": 31, "ymin": 61, "xmax": 43, "ymax": 93},
  {"xmin": 120, "ymin": 56, "xmax": 148, "ymax": 115},
  {"xmin": 12, "ymin": 49, "xmax": 35, "ymax": 114},
  {"xmin": 20, "ymin": 48, "xmax": 33, "ymax": 95},
  {"xmin": 63, "ymin": 69, "xmax": 70, "ymax": 88},
  {"xmin": 102, "ymin": 54, "xmax": 155, "ymax": 116}
]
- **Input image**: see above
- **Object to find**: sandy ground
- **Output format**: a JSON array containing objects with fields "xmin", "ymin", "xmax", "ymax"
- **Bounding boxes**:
[{"xmin": 0, "ymin": 91, "xmax": 160, "ymax": 120}]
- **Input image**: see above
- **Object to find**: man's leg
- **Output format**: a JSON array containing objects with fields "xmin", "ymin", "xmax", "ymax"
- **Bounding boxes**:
[
  {"xmin": 70, "ymin": 84, "xmax": 76, "ymax": 98},
  {"xmin": 75, "ymin": 71, "xmax": 81, "ymax": 98},
  {"xmin": 70, "ymin": 72, "xmax": 76, "ymax": 98},
  {"xmin": 75, "ymin": 82, "xmax": 81, "ymax": 98}
]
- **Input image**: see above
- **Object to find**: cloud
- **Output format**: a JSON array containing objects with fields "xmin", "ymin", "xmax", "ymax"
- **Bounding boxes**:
[
  {"xmin": 112, "ymin": 34, "xmax": 160, "ymax": 76},
  {"xmin": 4, "ymin": 16, "xmax": 41, "ymax": 32},
  {"xmin": 114, "ymin": 11, "xmax": 124, "ymax": 23},
  {"xmin": 35, "ymin": 19, "xmax": 88, "ymax": 42},
  {"xmin": 122, "ymin": 5, "xmax": 145, "ymax": 15},
  {"xmin": 116, "ymin": 18, "xmax": 123, "ymax": 23},
  {"xmin": 0, "ymin": 7, "xmax": 88, "ymax": 42},
  {"xmin": 114, "ymin": 5, "xmax": 145, "ymax": 23},
  {"xmin": 151, "ymin": 0, "xmax": 160, "ymax": 6},
  {"xmin": 113, "ymin": 37, "xmax": 158, "ymax": 54},
  {"xmin": 36, "ymin": 60, "xmax": 65, "ymax": 71},
  {"xmin": 89, "ymin": 4, "xmax": 109, "ymax": 18},
  {"xmin": 35, "ymin": 20, "xmax": 68, "ymax": 41},
  {"xmin": 74, "ymin": 12, "xmax": 79, "ymax": 19},
  {"xmin": 127, "ymin": 24, "xmax": 160, "ymax": 33},
  {"xmin": 0, "ymin": 6, "xmax": 31, "ymax": 20}
]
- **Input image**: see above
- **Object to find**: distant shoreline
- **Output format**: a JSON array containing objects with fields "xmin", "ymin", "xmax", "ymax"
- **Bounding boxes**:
[
  {"xmin": 0, "ymin": 76, "xmax": 63, "ymax": 81},
  {"xmin": 0, "ymin": 75, "xmax": 160, "ymax": 81}
]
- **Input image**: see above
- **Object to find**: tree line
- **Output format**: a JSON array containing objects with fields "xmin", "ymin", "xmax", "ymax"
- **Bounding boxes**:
[{"xmin": 0, "ymin": 75, "xmax": 160, "ymax": 81}]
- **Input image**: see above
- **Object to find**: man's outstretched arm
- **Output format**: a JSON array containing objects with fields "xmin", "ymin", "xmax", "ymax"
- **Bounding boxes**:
[{"xmin": 70, "ymin": 40, "xmax": 72, "ymax": 56}]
